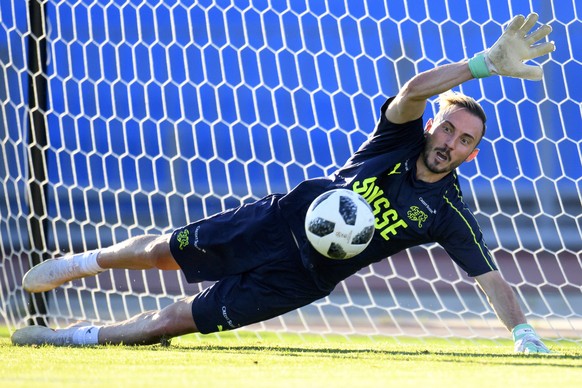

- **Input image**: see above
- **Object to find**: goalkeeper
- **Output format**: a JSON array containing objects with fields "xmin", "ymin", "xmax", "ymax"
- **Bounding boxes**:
[{"xmin": 13, "ymin": 13, "xmax": 554, "ymax": 353}]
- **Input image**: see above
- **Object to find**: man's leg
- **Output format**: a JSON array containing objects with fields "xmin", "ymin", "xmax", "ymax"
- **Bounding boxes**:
[
  {"xmin": 23, "ymin": 234, "xmax": 177, "ymax": 293},
  {"xmin": 97, "ymin": 295, "xmax": 197, "ymax": 345},
  {"xmin": 96, "ymin": 234, "xmax": 178, "ymax": 270},
  {"xmin": 11, "ymin": 296, "xmax": 199, "ymax": 346}
]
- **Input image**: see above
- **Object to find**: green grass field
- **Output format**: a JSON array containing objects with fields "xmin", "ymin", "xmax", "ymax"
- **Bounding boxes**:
[{"xmin": 1, "ymin": 327, "xmax": 581, "ymax": 388}]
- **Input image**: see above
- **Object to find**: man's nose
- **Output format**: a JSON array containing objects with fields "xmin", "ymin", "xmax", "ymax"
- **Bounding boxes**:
[{"xmin": 443, "ymin": 136, "xmax": 455, "ymax": 150}]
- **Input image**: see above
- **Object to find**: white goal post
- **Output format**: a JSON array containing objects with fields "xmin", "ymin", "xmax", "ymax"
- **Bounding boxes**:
[{"xmin": 1, "ymin": 0, "xmax": 580, "ymax": 343}]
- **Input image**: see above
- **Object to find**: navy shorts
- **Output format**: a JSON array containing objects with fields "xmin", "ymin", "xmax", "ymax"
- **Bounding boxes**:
[{"xmin": 169, "ymin": 194, "xmax": 329, "ymax": 334}]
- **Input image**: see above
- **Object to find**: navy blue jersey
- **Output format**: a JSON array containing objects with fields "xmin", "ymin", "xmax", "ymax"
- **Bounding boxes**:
[
  {"xmin": 279, "ymin": 98, "xmax": 497, "ymax": 290},
  {"xmin": 170, "ymin": 97, "xmax": 498, "ymax": 333}
]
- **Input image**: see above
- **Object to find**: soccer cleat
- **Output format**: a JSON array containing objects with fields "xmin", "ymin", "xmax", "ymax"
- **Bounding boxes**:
[
  {"xmin": 11, "ymin": 325, "xmax": 75, "ymax": 346},
  {"xmin": 22, "ymin": 257, "xmax": 88, "ymax": 293}
]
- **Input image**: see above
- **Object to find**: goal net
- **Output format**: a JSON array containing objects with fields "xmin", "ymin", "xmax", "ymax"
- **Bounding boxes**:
[{"xmin": 1, "ymin": 0, "xmax": 580, "ymax": 343}]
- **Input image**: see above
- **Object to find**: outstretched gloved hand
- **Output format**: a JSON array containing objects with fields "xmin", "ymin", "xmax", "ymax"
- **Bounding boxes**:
[
  {"xmin": 512, "ymin": 323, "xmax": 550, "ymax": 354},
  {"xmin": 469, "ymin": 13, "xmax": 555, "ymax": 80}
]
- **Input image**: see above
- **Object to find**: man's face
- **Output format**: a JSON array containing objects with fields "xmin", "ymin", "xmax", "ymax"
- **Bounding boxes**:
[{"xmin": 421, "ymin": 107, "xmax": 484, "ymax": 175}]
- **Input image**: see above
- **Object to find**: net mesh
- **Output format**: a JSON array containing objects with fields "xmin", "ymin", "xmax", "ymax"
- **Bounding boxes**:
[{"xmin": 1, "ymin": 0, "xmax": 580, "ymax": 342}]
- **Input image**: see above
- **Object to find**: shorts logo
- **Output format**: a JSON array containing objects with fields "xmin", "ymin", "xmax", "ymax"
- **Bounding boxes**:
[
  {"xmin": 407, "ymin": 206, "xmax": 428, "ymax": 228},
  {"xmin": 221, "ymin": 306, "xmax": 236, "ymax": 329},
  {"xmin": 193, "ymin": 226, "xmax": 206, "ymax": 253},
  {"xmin": 177, "ymin": 229, "xmax": 190, "ymax": 250}
]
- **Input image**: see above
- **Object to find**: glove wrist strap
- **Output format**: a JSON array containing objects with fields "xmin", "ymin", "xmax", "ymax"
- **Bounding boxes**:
[
  {"xmin": 512, "ymin": 323, "xmax": 535, "ymax": 340},
  {"xmin": 468, "ymin": 53, "xmax": 492, "ymax": 78}
]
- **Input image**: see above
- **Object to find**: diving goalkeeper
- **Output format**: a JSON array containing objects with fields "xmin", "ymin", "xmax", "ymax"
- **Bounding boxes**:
[{"xmin": 13, "ymin": 13, "xmax": 555, "ymax": 353}]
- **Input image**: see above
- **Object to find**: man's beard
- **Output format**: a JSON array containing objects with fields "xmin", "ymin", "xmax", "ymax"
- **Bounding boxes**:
[{"xmin": 421, "ymin": 146, "xmax": 462, "ymax": 174}]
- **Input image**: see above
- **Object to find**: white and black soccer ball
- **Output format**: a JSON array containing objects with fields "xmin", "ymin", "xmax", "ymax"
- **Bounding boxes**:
[{"xmin": 305, "ymin": 189, "xmax": 375, "ymax": 259}]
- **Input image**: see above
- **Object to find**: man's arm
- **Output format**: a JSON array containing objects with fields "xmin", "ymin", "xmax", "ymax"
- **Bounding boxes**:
[
  {"xmin": 475, "ymin": 270, "xmax": 550, "ymax": 353},
  {"xmin": 385, "ymin": 13, "xmax": 555, "ymax": 125},
  {"xmin": 385, "ymin": 62, "xmax": 473, "ymax": 124},
  {"xmin": 475, "ymin": 270, "xmax": 526, "ymax": 329}
]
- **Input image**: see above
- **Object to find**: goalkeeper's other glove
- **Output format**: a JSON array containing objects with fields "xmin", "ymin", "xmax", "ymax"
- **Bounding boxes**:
[
  {"xmin": 512, "ymin": 323, "xmax": 550, "ymax": 354},
  {"xmin": 468, "ymin": 12, "xmax": 555, "ymax": 80}
]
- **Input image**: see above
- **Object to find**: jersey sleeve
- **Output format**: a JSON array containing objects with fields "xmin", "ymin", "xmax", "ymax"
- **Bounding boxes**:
[
  {"xmin": 346, "ymin": 97, "xmax": 425, "ymax": 162},
  {"xmin": 434, "ymin": 194, "xmax": 498, "ymax": 277}
]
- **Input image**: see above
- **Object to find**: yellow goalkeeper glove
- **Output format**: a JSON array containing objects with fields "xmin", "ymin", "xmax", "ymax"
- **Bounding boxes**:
[{"xmin": 469, "ymin": 12, "xmax": 555, "ymax": 80}]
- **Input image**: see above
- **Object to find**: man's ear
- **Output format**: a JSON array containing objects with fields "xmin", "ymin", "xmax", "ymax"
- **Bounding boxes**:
[
  {"xmin": 465, "ymin": 148, "xmax": 479, "ymax": 162},
  {"xmin": 424, "ymin": 118, "xmax": 433, "ymax": 135}
]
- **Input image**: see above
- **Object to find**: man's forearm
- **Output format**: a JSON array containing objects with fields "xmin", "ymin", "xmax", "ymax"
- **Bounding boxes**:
[
  {"xmin": 404, "ymin": 62, "xmax": 474, "ymax": 102},
  {"xmin": 386, "ymin": 61, "xmax": 474, "ymax": 123},
  {"xmin": 487, "ymin": 281, "xmax": 527, "ymax": 331},
  {"xmin": 475, "ymin": 271, "xmax": 527, "ymax": 331}
]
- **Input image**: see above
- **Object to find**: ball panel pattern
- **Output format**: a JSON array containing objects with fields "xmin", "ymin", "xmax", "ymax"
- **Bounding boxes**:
[
  {"xmin": 351, "ymin": 225, "xmax": 374, "ymax": 244},
  {"xmin": 339, "ymin": 195, "xmax": 358, "ymax": 225},
  {"xmin": 327, "ymin": 242, "xmax": 347, "ymax": 259},
  {"xmin": 307, "ymin": 217, "xmax": 336, "ymax": 237}
]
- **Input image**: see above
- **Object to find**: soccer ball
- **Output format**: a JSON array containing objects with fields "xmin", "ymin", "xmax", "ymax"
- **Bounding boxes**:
[{"xmin": 305, "ymin": 189, "xmax": 375, "ymax": 259}]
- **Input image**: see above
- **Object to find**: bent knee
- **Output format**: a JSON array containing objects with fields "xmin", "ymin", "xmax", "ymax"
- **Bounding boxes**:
[
  {"xmin": 145, "ymin": 235, "xmax": 180, "ymax": 270},
  {"xmin": 152, "ymin": 298, "xmax": 198, "ymax": 336}
]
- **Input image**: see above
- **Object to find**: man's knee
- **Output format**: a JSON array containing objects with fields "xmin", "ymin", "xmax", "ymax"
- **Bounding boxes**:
[
  {"xmin": 145, "ymin": 234, "xmax": 179, "ymax": 270},
  {"xmin": 155, "ymin": 297, "xmax": 198, "ymax": 336}
]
